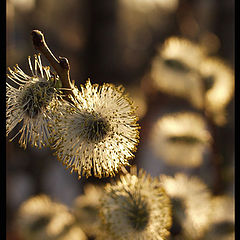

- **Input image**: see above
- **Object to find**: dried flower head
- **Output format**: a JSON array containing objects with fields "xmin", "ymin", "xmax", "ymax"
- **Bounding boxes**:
[
  {"xmin": 200, "ymin": 57, "xmax": 234, "ymax": 125},
  {"xmin": 17, "ymin": 195, "xmax": 69, "ymax": 240},
  {"xmin": 51, "ymin": 79, "xmax": 140, "ymax": 179},
  {"xmin": 6, "ymin": 54, "xmax": 61, "ymax": 149},
  {"xmin": 151, "ymin": 37, "xmax": 205, "ymax": 108},
  {"xmin": 73, "ymin": 184, "xmax": 103, "ymax": 237},
  {"xmin": 160, "ymin": 173, "xmax": 212, "ymax": 239},
  {"xmin": 150, "ymin": 112, "xmax": 211, "ymax": 167},
  {"xmin": 99, "ymin": 169, "xmax": 172, "ymax": 240}
]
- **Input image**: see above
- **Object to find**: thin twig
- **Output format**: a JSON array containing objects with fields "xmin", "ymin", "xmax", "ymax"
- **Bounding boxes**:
[{"xmin": 31, "ymin": 30, "xmax": 72, "ymax": 96}]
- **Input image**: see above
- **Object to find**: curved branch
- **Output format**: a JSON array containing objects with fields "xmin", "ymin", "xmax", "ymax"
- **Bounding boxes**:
[{"xmin": 31, "ymin": 30, "xmax": 72, "ymax": 96}]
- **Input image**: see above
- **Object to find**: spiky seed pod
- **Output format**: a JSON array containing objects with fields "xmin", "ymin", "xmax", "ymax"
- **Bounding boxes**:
[
  {"xmin": 6, "ymin": 54, "xmax": 62, "ymax": 149},
  {"xmin": 51, "ymin": 79, "xmax": 140, "ymax": 179},
  {"xmin": 99, "ymin": 170, "xmax": 172, "ymax": 240}
]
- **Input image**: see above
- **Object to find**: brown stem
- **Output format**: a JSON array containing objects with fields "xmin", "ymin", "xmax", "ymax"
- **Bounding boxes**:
[{"xmin": 31, "ymin": 30, "xmax": 72, "ymax": 96}]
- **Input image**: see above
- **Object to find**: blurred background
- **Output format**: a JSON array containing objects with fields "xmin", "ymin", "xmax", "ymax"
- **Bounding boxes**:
[{"xmin": 6, "ymin": 0, "xmax": 234, "ymax": 239}]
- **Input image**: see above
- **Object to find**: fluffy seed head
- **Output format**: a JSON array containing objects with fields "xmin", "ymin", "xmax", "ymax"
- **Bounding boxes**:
[
  {"xmin": 150, "ymin": 37, "xmax": 205, "ymax": 108},
  {"xmin": 160, "ymin": 173, "xmax": 212, "ymax": 239},
  {"xmin": 6, "ymin": 54, "xmax": 61, "ymax": 149},
  {"xmin": 19, "ymin": 80, "xmax": 55, "ymax": 118},
  {"xmin": 51, "ymin": 79, "xmax": 140, "ymax": 179},
  {"xmin": 99, "ymin": 169, "xmax": 172, "ymax": 240},
  {"xmin": 17, "ymin": 195, "xmax": 68, "ymax": 240},
  {"xmin": 150, "ymin": 112, "xmax": 211, "ymax": 167}
]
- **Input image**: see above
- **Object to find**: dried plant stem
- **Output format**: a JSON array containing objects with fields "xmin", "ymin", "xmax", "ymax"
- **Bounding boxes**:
[{"xmin": 31, "ymin": 30, "xmax": 72, "ymax": 96}]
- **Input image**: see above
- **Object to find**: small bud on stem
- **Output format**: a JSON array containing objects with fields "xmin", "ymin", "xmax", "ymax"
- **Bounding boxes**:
[{"xmin": 31, "ymin": 30, "xmax": 72, "ymax": 96}]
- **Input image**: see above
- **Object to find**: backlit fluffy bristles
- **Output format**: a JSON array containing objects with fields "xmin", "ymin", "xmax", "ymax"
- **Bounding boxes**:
[
  {"xmin": 51, "ymin": 79, "xmax": 140, "ymax": 179},
  {"xmin": 73, "ymin": 184, "xmax": 103, "ymax": 237},
  {"xmin": 17, "ymin": 195, "xmax": 69, "ymax": 240},
  {"xmin": 151, "ymin": 37, "xmax": 205, "ymax": 108},
  {"xmin": 6, "ymin": 54, "xmax": 61, "ymax": 149},
  {"xmin": 200, "ymin": 57, "xmax": 234, "ymax": 126},
  {"xmin": 160, "ymin": 173, "xmax": 212, "ymax": 239},
  {"xmin": 149, "ymin": 112, "xmax": 211, "ymax": 167},
  {"xmin": 99, "ymin": 169, "xmax": 172, "ymax": 240}
]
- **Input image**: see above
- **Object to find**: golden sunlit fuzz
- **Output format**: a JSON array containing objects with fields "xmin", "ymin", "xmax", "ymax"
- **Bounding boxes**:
[
  {"xmin": 151, "ymin": 37, "xmax": 205, "ymax": 108},
  {"xmin": 17, "ymin": 195, "xmax": 70, "ymax": 240},
  {"xmin": 73, "ymin": 184, "xmax": 103, "ymax": 237},
  {"xmin": 99, "ymin": 170, "xmax": 172, "ymax": 240},
  {"xmin": 6, "ymin": 54, "xmax": 61, "ymax": 149},
  {"xmin": 200, "ymin": 57, "xmax": 234, "ymax": 126},
  {"xmin": 202, "ymin": 196, "xmax": 235, "ymax": 240},
  {"xmin": 160, "ymin": 173, "xmax": 212, "ymax": 239},
  {"xmin": 150, "ymin": 112, "xmax": 211, "ymax": 167},
  {"xmin": 51, "ymin": 79, "xmax": 140, "ymax": 179}
]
